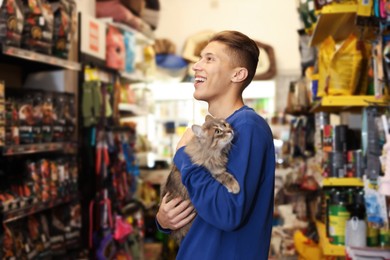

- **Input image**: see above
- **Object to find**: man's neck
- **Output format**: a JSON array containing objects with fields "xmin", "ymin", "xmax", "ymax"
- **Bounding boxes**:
[{"xmin": 208, "ymin": 98, "xmax": 244, "ymax": 119}]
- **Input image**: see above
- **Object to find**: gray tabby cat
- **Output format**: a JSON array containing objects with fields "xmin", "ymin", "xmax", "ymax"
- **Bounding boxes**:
[{"xmin": 161, "ymin": 115, "xmax": 240, "ymax": 244}]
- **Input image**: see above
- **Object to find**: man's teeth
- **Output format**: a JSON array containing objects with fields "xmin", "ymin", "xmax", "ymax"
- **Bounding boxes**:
[{"xmin": 195, "ymin": 77, "xmax": 205, "ymax": 82}]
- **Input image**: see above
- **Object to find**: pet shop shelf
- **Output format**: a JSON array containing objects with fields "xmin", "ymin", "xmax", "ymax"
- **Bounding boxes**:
[
  {"xmin": 120, "ymin": 70, "xmax": 147, "ymax": 82},
  {"xmin": 310, "ymin": 95, "xmax": 390, "ymax": 113},
  {"xmin": 105, "ymin": 20, "xmax": 155, "ymax": 45},
  {"xmin": 310, "ymin": 3, "xmax": 358, "ymax": 46},
  {"xmin": 1, "ymin": 142, "xmax": 78, "ymax": 156},
  {"xmin": 2, "ymin": 194, "xmax": 79, "ymax": 224},
  {"xmin": 317, "ymin": 3, "xmax": 358, "ymax": 15},
  {"xmin": 316, "ymin": 221, "xmax": 346, "ymax": 256},
  {"xmin": 1, "ymin": 45, "xmax": 81, "ymax": 71},
  {"xmin": 118, "ymin": 103, "xmax": 148, "ymax": 116},
  {"xmin": 322, "ymin": 177, "xmax": 364, "ymax": 187},
  {"xmin": 345, "ymin": 245, "xmax": 390, "ymax": 259}
]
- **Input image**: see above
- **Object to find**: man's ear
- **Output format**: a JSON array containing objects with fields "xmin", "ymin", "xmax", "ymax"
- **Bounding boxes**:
[{"xmin": 231, "ymin": 67, "xmax": 248, "ymax": 83}]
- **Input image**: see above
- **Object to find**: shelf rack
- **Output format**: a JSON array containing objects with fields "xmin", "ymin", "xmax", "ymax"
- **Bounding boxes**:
[
  {"xmin": 118, "ymin": 103, "xmax": 148, "ymax": 116},
  {"xmin": 310, "ymin": 3, "xmax": 358, "ymax": 46},
  {"xmin": 322, "ymin": 177, "xmax": 364, "ymax": 187},
  {"xmin": 1, "ymin": 142, "xmax": 77, "ymax": 156},
  {"xmin": 310, "ymin": 95, "xmax": 390, "ymax": 113},
  {"xmin": 2, "ymin": 45, "xmax": 81, "ymax": 71},
  {"xmin": 2, "ymin": 194, "xmax": 79, "ymax": 224}
]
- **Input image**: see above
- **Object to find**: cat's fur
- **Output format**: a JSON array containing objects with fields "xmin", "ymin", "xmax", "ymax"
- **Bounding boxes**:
[{"xmin": 161, "ymin": 115, "xmax": 240, "ymax": 244}]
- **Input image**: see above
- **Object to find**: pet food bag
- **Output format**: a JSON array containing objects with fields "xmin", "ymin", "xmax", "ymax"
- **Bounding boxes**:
[
  {"xmin": 0, "ymin": 0, "xmax": 24, "ymax": 47},
  {"xmin": 21, "ymin": 0, "xmax": 53, "ymax": 54},
  {"xmin": 317, "ymin": 34, "xmax": 365, "ymax": 96},
  {"xmin": 52, "ymin": 0, "xmax": 75, "ymax": 58}
]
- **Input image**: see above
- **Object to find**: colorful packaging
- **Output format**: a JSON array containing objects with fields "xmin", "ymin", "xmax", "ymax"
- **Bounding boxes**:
[
  {"xmin": 27, "ymin": 215, "xmax": 45, "ymax": 258},
  {"xmin": 5, "ymin": 99, "xmax": 20, "ymax": 146},
  {"xmin": 32, "ymin": 91, "xmax": 43, "ymax": 143},
  {"xmin": 26, "ymin": 160, "xmax": 41, "ymax": 201},
  {"xmin": 106, "ymin": 25, "xmax": 125, "ymax": 71},
  {"xmin": 53, "ymin": 93, "xmax": 66, "ymax": 142},
  {"xmin": 0, "ymin": 0, "xmax": 24, "ymax": 47},
  {"xmin": 38, "ymin": 159, "xmax": 50, "ymax": 202},
  {"xmin": 0, "ymin": 81, "xmax": 5, "ymax": 146},
  {"xmin": 124, "ymin": 30, "xmax": 136, "ymax": 73},
  {"xmin": 318, "ymin": 34, "xmax": 365, "ymax": 96},
  {"xmin": 21, "ymin": 0, "xmax": 53, "ymax": 54},
  {"xmin": 41, "ymin": 93, "xmax": 53, "ymax": 142},
  {"xmin": 64, "ymin": 93, "xmax": 76, "ymax": 141},
  {"xmin": 52, "ymin": 0, "xmax": 75, "ymax": 58},
  {"xmin": 18, "ymin": 92, "xmax": 35, "ymax": 144},
  {"xmin": 49, "ymin": 161, "xmax": 58, "ymax": 199}
]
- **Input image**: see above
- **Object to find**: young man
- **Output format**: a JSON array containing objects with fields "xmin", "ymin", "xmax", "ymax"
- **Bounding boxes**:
[{"xmin": 156, "ymin": 30, "xmax": 275, "ymax": 259}]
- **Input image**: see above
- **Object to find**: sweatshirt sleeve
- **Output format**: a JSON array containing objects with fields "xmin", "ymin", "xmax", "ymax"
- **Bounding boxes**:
[
  {"xmin": 155, "ymin": 218, "xmax": 171, "ymax": 234},
  {"xmin": 173, "ymin": 117, "xmax": 274, "ymax": 231}
]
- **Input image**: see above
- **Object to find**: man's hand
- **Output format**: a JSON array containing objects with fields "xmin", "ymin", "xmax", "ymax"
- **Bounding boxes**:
[
  {"xmin": 156, "ymin": 193, "xmax": 196, "ymax": 230},
  {"xmin": 176, "ymin": 127, "xmax": 194, "ymax": 151}
]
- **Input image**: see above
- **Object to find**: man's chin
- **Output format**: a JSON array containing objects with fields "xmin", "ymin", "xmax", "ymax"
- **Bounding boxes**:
[{"xmin": 193, "ymin": 94, "xmax": 206, "ymax": 102}]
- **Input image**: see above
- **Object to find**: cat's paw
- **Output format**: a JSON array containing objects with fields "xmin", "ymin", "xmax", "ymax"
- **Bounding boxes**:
[{"xmin": 227, "ymin": 181, "xmax": 240, "ymax": 194}]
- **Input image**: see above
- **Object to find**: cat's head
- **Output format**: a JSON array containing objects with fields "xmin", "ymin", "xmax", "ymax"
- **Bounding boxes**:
[{"xmin": 192, "ymin": 115, "xmax": 234, "ymax": 149}]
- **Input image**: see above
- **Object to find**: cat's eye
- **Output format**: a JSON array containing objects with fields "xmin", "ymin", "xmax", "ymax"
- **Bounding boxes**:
[{"xmin": 215, "ymin": 129, "xmax": 221, "ymax": 134}]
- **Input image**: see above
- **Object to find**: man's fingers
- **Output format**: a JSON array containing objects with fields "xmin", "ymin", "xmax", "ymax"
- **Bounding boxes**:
[
  {"xmin": 162, "ymin": 194, "xmax": 182, "ymax": 210},
  {"xmin": 157, "ymin": 197, "xmax": 195, "ymax": 230},
  {"xmin": 174, "ymin": 199, "xmax": 192, "ymax": 212},
  {"xmin": 174, "ymin": 212, "xmax": 197, "ymax": 229},
  {"xmin": 170, "ymin": 200, "xmax": 195, "ymax": 228},
  {"xmin": 173, "ymin": 203, "xmax": 195, "ymax": 223}
]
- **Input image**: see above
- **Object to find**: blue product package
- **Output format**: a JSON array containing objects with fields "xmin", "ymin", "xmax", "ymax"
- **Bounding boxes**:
[{"xmin": 124, "ymin": 31, "xmax": 136, "ymax": 73}]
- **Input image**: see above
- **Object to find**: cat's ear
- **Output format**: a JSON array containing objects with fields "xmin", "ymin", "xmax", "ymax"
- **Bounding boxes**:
[
  {"xmin": 192, "ymin": 125, "xmax": 203, "ymax": 137},
  {"xmin": 205, "ymin": 115, "xmax": 214, "ymax": 122}
]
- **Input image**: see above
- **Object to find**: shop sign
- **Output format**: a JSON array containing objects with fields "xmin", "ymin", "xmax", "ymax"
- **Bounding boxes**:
[{"xmin": 80, "ymin": 14, "xmax": 106, "ymax": 60}]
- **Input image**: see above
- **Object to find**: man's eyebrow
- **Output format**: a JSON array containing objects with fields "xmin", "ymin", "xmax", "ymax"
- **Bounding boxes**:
[{"xmin": 201, "ymin": 52, "xmax": 215, "ymax": 57}]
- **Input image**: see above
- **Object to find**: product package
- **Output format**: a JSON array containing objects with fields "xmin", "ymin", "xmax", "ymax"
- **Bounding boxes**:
[
  {"xmin": 41, "ymin": 93, "xmax": 54, "ymax": 142},
  {"xmin": 0, "ymin": 0, "xmax": 24, "ymax": 47},
  {"xmin": 53, "ymin": 93, "xmax": 66, "ymax": 142},
  {"xmin": 0, "ymin": 81, "xmax": 5, "ymax": 147},
  {"xmin": 52, "ymin": 0, "xmax": 75, "ymax": 58},
  {"xmin": 32, "ymin": 91, "xmax": 43, "ymax": 143},
  {"xmin": 49, "ymin": 207, "xmax": 68, "ymax": 257},
  {"xmin": 317, "ymin": 34, "xmax": 370, "ymax": 96},
  {"xmin": 5, "ymin": 97, "xmax": 19, "ymax": 146},
  {"xmin": 64, "ymin": 93, "xmax": 75, "ymax": 141},
  {"xmin": 106, "ymin": 25, "xmax": 126, "ymax": 71},
  {"xmin": 124, "ymin": 30, "xmax": 136, "ymax": 73},
  {"xmin": 21, "ymin": 0, "xmax": 53, "ymax": 54},
  {"xmin": 18, "ymin": 92, "xmax": 35, "ymax": 144}
]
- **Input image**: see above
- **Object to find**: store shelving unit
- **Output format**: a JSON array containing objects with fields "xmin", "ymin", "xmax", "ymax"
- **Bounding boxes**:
[
  {"xmin": 2, "ymin": 194, "xmax": 79, "ymax": 224},
  {"xmin": 0, "ymin": 14, "xmax": 82, "ymax": 255},
  {"xmin": 118, "ymin": 103, "xmax": 148, "ymax": 116},
  {"xmin": 310, "ymin": 95, "xmax": 390, "ymax": 113},
  {"xmin": 1, "ymin": 45, "xmax": 81, "ymax": 71},
  {"xmin": 1, "ymin": 142, "xmax": 77, "ymax": 156},
  {"xmin": 310, "ymin": 3, "xmax": 358, "ymax": 46},
  {"xmin": 322, "ymin": 177, "xmax": 364, "ymax": 187}
]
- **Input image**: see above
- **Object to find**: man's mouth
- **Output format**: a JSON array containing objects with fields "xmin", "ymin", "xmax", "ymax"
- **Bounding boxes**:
[{"xmin": 194, "ymin": 77, "xmax": 206, "ymax": 84}]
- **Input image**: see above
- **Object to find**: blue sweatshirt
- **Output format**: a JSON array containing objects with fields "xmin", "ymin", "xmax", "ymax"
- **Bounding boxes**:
[{"xmin": 173, "ymin": 106, "xmax": 275, "ymax": 260}]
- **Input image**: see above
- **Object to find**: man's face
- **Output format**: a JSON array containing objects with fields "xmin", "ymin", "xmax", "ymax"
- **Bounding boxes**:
[{"xmin": 192, "ymin": 41, "xmax": 236, "ymax": 103}]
